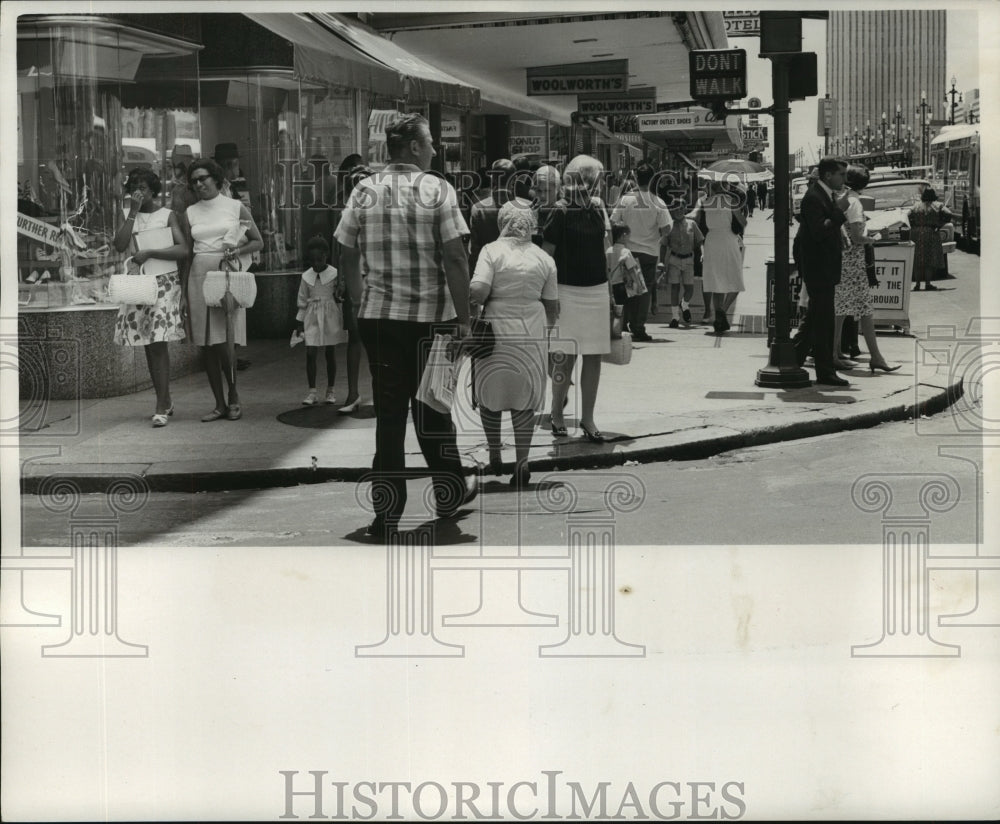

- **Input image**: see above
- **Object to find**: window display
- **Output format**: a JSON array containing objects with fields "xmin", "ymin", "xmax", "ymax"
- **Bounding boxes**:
[{"xmin": 16, "ymin": 17, "xmax": 201, "ymax": 310}]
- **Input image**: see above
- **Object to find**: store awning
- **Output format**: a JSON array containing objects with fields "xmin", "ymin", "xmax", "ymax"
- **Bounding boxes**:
[{"xmin": 246, "ymin": 13, "xmax": 479, "ymax": 108}]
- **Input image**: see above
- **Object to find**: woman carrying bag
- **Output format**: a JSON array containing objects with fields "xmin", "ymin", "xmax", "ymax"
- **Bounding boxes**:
[
  {"xmin": 111, "ymin": 169, "xmax": 188, "ymax": 427},
  {"xmin": 471, "ymin": 201, "xmax": 558, "ymax": 487},
  {"xmin": 181, "ymin": 158, "xmax": 263, "ymax": 422}
]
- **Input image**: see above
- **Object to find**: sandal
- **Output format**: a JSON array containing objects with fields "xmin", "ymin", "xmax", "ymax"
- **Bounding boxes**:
[
  {"xmin": 581, "ymin": 425, "xmax": 606, "ymax": 444},
  {"xmin": 151, "ymin": 413, "xmax": 169, "ymax": 428},
  {"xmin": 550, "ymin": 422, "xmax": 568, "ymax": 437},
  {"xmin": 201, "ymin": 408, "xmax": 225, "ymax": 422}
]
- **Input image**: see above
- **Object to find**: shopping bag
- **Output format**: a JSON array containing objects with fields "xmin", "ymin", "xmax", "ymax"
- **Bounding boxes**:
[
  {"xmin": 108, "ymin": 258, "xmax": 159, "ymax": 305},
  {"xmin": 601, "ymin": 331, "xmax": 632, "ymax": 365},
  {"xmin": 203, "ymin": 256, "xmax": 257, "ymax": 308},
  {"xmin": 416, "ymin": 334, "xmax": 457, "ymax": 414}
]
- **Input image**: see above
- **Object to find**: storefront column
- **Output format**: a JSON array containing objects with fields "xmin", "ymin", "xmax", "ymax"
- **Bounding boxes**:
[{"xmin": 484, "ymin": 115, "xmax": 510, "ymax": 164}]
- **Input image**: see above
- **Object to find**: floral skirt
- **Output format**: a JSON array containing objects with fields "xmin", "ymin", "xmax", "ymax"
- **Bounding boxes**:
[
  {"xmin": 113, "ymin": 272, "xmax": 186, "ymax": 346},
  {"xmin": 834, "ymin": 247, "xmax": 872, "ymax": 319}
]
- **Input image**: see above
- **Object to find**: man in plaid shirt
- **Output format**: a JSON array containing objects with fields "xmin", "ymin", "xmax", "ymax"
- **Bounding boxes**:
[{"xmin": 336, "ymin": 114, "xmax": 475, "ymax": 538}]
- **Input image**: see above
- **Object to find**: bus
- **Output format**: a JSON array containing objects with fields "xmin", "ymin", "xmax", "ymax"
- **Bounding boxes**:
[{"xmin": 929, "ymin": 124, "xmax": 980, "ymax": 253}]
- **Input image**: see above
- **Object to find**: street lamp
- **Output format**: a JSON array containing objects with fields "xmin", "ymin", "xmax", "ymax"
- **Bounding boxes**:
[
  {"xmin": 852, "ymin": 126, "xmax": 859, "ymax": 154},
  {"xmin": 893, "ymin": 103, "xmax": 903, "ymax": 148},
  {"xmin": 946, "ymin": 76, "xmax": 963, "ymax": 125},
  {"xmin": 865, "ymin": 120, "xmax": 872, "ymax": 152},
  {"xmin": 916, "ymin": 90, "xmax": 931, "ymax": 166},
  {"xmin": 880, "ymin": 111, "xmax": 887, "ymax": 151},
  {"xmin": 905, "ymin": 124, "xmax": 913, "ymax": 164}
]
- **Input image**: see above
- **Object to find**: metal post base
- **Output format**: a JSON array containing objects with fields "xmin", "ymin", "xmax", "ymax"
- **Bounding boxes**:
[{"xmin": 755, "ymin": 341, "xmax": 811, "ymax": 388}]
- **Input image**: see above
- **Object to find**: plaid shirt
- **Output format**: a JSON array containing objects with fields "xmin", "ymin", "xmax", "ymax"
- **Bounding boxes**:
[{"xmin": 334, "ymin": 164, "xmax": 469, "ymax": 322}]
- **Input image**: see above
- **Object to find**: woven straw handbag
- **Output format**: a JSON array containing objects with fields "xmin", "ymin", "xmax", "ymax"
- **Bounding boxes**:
[
  {"xmin": 108, "ymin": 258, "xmax": 159, "ymax": 305},
  {"xmin": 203, "ymin": 254, "xmax": 257, "ymax": 308}
]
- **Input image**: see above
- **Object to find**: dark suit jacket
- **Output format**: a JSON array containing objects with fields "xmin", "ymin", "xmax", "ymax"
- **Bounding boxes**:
[
  {"xmin": 792, "ymin": 181, "xmax": 848, "ymax": 289},
  {"xmin": 469, "ymin": 193, "xmax": 510, "ymax": 273}
]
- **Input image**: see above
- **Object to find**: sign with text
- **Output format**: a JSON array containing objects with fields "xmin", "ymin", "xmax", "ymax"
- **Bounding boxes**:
[
  {"xmin": 741, "ymin": 125, "xmax": 769, "ymax": 141},
  {"xmin": 870, "ymin": 244, "xmax": 914, "ymax": 329},
  {"xmin": 510, "ymin": 134, "xmax": 545, "ymax": 155},
  {"xmin": 637, "ymin": 109, "xmax": 723, "ymax": 132},
  {"xmin": 664, "ymin": 139, "xmax": 714, "ymax": 153},
  {"xmin": 577, "ymin": 87, "xmax": 656, "ymax": 116},
  {"xmin": 689, "ymin": 49, "xmax": 747, "ymax": 100},
  {"xmin": 17, "ymin": 212, "xmax": 62, "ymax": 246},
  {"xmin": 723, "ymin": 11, "xmax": 760, "ymax": 36},
  {"xmin": 526, "ymin": 60, "xmax": 628, "ymax": 96}
]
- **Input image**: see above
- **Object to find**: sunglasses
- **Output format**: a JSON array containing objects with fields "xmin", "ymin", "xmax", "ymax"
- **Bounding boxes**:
[{"xmin": 190, "ymin": 174, "xmax": 213, "ymax": 184}]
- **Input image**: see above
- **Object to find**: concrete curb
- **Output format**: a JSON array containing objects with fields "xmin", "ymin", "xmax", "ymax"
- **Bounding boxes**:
[{"xmin": 19, "ymin": 378, "xmax": 963, "ymax": 495}]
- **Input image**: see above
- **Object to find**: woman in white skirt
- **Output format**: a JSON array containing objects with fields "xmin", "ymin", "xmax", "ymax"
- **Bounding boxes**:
[
  {"xmin": 181, "ymin": 159, "xmax": 263, "ymax": 422},
  {"xmin": 542, "ymin": 155, "xmax": 613, "ymax": 443}
]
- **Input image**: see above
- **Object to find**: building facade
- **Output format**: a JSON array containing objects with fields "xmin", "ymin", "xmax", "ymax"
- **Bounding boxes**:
[{"xmin": 826, "ymin": 10, "xmax": 946, "ymax": 159}]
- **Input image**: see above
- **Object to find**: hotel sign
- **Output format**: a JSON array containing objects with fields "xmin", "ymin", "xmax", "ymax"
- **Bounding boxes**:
[
  {"xmin": 723, "ymin": 12, "xmax": 760, "ymax": 37},
  {"xmin": 526, "ymin": 60, "xmax": 628, "ymax": 96},
  {"xmin": 577, "ymin": 87, "xmax": 656, "ymax": 116}
]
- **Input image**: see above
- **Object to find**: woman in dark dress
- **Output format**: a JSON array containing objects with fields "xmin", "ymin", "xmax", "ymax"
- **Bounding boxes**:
[{"xmin": 909, "ymin": 188, "xmax": 953, "ymax": 291}]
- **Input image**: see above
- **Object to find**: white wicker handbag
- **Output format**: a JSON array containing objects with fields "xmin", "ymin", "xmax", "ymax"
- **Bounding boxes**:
[
  {"xmin": 108, "ymin": 258, "xmax": 159, "ymax": 305},
  {"xmin": 203, "ymin": 255, "xmax": 257, "ymax": 308}
]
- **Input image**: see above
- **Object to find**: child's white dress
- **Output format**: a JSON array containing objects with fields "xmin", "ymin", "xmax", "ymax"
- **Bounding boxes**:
[{"xmin": 296, "ymin": 265, "xmax": 346, "ymax": 346}]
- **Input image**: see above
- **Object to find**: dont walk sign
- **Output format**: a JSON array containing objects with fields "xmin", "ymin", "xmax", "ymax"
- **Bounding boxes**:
[{"xmin": 689, "ymin": 49, "xmax": 747, "ymax": 101}]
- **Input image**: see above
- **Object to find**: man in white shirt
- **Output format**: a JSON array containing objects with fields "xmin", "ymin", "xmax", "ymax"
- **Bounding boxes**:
[{"xmin": 611, "ymin": 163, "xmax": 672, "ymax": 341}]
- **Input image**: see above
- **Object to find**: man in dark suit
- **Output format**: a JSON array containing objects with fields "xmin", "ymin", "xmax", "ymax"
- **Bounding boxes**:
[{"xmin": 793, "ymin": 157, "xmax": 852, "ymax": 386}]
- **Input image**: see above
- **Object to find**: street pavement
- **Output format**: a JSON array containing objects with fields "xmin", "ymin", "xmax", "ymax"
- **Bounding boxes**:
[{"xmin": 18, "ymin": 208, "xmax": 971, "ymax": 493}]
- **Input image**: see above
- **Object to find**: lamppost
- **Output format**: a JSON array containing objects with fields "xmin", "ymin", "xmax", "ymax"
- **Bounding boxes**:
[
  {"xmin": 916, "ymin": 91, "xmax": 931, "ymax": 166},
  {"xmin": 880, "ymin": 111, "xmax": 887, "ymax": 151},
  {"xmin": 853, "ymin": 126, "xmax": 859, "ymax": 154},
  {"xmin": 905, "ymin": 125, "xmax": 913, "ymax": 165},
  {"xmin": 893, "ymin": 103, "xmax": 903, "ymax": 148},
  {"xmin": 865, "ymin": 120, "xmax": 872, "ymax": 152},
  {"xmin": 946, "ymin": 76, "xmax": 963, "ymax": 125}
]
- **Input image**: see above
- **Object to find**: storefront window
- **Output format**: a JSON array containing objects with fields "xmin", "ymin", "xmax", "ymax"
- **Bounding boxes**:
[{"xmin": 16, "ymin": 17, "xmax": 200, "ymax": 310}]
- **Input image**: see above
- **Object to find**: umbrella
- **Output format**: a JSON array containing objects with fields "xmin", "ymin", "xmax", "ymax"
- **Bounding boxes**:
[{"xmin": 698, "ymin": 159, "xmax": 774, "ymax": 183}]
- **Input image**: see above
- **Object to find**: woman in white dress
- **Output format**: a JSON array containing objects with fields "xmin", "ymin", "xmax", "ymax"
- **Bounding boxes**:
[
  {"xmin": 697, "ymin": 180, "xmax": 747, "ymax": 334},
  {"xmin": 181, "ymin": 159, "xmax": 263, "ymax": 422},
  {"xmin": 471, "ymin": 201, "xmax": 559, "ymax": 487},
  {"xmin": 111, "ymin": 169, "xmax": 188, "ymax": 427}
]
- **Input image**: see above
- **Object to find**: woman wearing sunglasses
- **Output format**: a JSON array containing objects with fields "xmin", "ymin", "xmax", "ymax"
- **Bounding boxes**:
[{"xmin": 181, "ymin": 158, "xmax": 263, "ymax": 422}]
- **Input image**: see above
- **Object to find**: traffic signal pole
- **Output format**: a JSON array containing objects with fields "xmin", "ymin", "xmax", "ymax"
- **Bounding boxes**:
[{"xmin": 755, "ymin": 54, "xmax": 810, "ymax": 388}]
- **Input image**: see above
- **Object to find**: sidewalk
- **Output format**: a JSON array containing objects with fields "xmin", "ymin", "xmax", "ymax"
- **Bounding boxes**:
[{"xmin": 18, "ymin": 210, "xmax": 962, "ymax": 493}]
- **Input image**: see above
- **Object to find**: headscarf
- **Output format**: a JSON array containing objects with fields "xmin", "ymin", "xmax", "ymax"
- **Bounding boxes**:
[{"xmin": 497, "ymin": 199, "xmax": 536, "ymax": 242}]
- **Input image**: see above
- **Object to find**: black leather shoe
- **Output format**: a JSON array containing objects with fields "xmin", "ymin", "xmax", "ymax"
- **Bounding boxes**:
[
  {"xmin": 815, "ymin": 375, "xmax": 849, "ymax": 387},
  {"xmin": 365, "ymin": 517, "xmax": 399, "ymax": 540}
]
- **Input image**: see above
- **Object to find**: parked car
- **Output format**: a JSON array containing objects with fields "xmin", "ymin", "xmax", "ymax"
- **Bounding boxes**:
[{"xmin": 861, "ymin": 179, "xmax": 955, "ymax": 253}]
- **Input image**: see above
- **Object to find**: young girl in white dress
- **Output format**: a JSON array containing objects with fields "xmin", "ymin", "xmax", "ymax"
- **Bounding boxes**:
[{"xmin": 296, "ymin": 236, "xmax": 347, "ymax": 405}]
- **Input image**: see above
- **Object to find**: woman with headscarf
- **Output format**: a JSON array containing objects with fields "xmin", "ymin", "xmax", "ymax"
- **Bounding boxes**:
[
  {"xmin": 470, "ymin": 201, "xmax": 559, "ymax": 487},
  {"xmin": 542, "ymin": 154, "xmax": 612, "ymax": 443}
]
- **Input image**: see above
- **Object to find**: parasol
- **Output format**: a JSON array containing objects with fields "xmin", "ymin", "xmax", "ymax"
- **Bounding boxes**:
[{"xmin": 698, "ymin": 159, "xmax": 774, "ymax": 183}]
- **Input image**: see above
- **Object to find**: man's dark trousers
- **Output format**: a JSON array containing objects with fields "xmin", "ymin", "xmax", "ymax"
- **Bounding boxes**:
[
  {"xmin": 358, "ymin": 318, "xmax": 465, "ymax": 524},
  {"xmin": 794, "ymin": 282, "xmax": 836, "ymax": 377}
]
